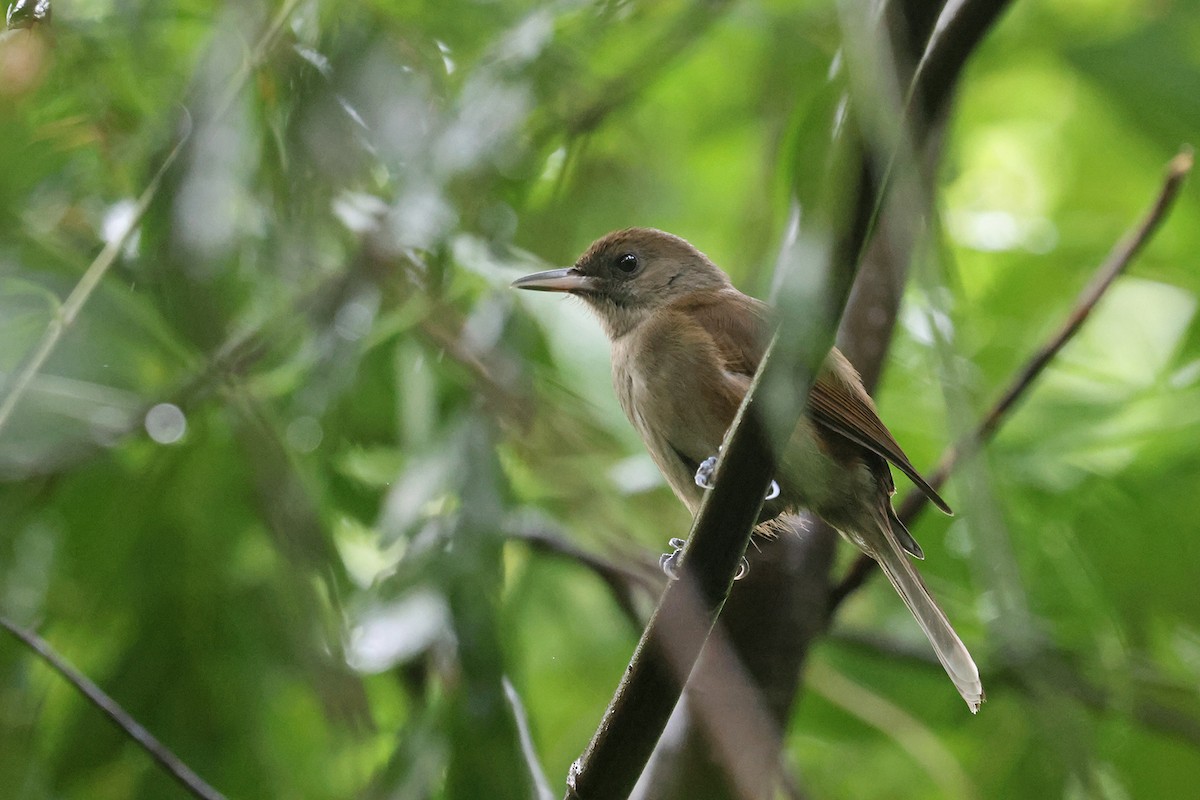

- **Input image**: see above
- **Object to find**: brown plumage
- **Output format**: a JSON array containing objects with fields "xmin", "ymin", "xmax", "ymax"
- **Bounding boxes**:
[{"xmin": 513, "ymin": 227, "xmax": 983, "ymax": 712}]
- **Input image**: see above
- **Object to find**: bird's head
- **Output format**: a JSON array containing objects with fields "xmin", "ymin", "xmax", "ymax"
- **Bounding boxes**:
[{"xmin": 512, "ymin": 227, "xmax": 731, "ymax": 338}]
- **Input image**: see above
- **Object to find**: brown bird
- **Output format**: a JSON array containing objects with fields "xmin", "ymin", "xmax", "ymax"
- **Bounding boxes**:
[{"xmin": 512, "ymin": 227, "xmax": 983, "ymax": 712}]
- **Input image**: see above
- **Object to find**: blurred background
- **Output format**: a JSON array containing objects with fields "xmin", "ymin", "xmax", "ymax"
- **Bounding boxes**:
[{"xmin": 1, "ymin": 0, "xmax": 1199, "ymax": 798}]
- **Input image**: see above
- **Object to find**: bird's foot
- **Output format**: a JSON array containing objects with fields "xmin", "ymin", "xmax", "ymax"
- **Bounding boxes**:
[
  {"xmin": 658, "ymin": 538, "xmax": 688, "ymax": 579},
  {"xmin": 693, "ymin": 453, "xmax": 780, "ymax": 502},
  {"xmin": 659, "ymin": 537, "xmax": 749, "ymax": 581},
  {"xmin": 693, "ymin": 456, "xmax": 718, "ymax": 489}
]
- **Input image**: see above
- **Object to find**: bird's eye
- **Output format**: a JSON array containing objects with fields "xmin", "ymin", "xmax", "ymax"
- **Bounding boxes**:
[{"xmin": 615, "ymin": 253, "xmax": 639, "ymax": 273}]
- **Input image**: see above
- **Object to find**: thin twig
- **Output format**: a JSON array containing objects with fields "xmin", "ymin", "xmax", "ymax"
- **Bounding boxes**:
[
  {"xmin": 829, "ymin": 147, "xmax": 1194, "ymax": 611},
  {"xmin": 1, "ymin": 616, "xmax": 226, "ymax": 800},
  {"xmin": 505, "ymin": 525, "xmax": 661, "ymax": 628},
  {"xmin": 0, "ymin": 124, "xmax": 189, "ymax": 438}
]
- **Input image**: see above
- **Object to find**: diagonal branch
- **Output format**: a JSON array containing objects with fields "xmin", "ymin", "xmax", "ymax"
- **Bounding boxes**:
[
  {"xmin": 829, "ymin": 147, "xmax": 1194, "ymax": 611},
  {"xmin": 1, "ymin": 616, "xmax": 226, "ymax": 800},
  {"xmin": 563, "ymin": 349, "xmax": 797, "ymax": 800}
]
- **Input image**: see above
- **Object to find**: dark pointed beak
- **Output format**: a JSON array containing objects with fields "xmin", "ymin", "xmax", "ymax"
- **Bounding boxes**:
[{"xmin": 511, "ymin": 267, "xmax": 594, "ymax": 293}]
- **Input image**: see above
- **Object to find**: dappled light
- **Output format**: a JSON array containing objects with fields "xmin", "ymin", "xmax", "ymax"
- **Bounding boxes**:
[{"xmin": 2, "ymin": 1, "xmax": 1199, "ymax": 799}]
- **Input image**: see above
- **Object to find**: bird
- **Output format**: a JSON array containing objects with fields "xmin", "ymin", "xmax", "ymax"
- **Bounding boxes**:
[{"xmin": 512, "ymin": 227, "xmax": 983, "ymax": 712}]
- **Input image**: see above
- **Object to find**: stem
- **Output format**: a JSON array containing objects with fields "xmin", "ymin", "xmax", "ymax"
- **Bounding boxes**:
[{"xmin": 1, "ymin": 617, "xmax": 226, "ymax": 800}]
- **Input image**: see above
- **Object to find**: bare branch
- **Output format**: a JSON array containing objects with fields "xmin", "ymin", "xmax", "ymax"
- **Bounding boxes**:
[
  {"xmin": 562, "ymin": 359, "xmax": 793, "ymax": 800},
  {"xmin": 1, "ymin": 616, "xmax": 226, "ymax": 800},
  {"xmin": 829, "ymin": 147, "xmax": 1195, "ymax": 611}
]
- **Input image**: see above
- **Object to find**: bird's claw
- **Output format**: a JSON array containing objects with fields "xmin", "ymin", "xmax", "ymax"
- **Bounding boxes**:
[
  {"xmin": 693, "ymin": 456, "xmax": 718, "ymax": 489},
  {"xmin": 694, "ymin": 453, "xmax": 780, "ymax": 504},
  {"xmin": 659, "ymin": 537, "xmax": 749, "ymax": 582},
  {"xmin": 659, "ymin": 538, "xmax": 688, "ymax": 580}
]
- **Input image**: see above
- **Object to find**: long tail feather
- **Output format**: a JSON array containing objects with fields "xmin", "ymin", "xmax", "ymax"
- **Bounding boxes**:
[{"xmin": 871, "ymin": 526, "xmax": 984, "ymax": 713}]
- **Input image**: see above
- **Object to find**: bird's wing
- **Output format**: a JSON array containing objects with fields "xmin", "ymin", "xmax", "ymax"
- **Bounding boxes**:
[
  {"xmin": 680, "ymin": 289, "xmax": 772, "ymax": 380},
  {"xmin": 680, "ymin": 292, "xmax": 952, "ymax": 516},
  {"xmin": 809, "ymin": 349, "xmax": 953, "ymax": 515}
]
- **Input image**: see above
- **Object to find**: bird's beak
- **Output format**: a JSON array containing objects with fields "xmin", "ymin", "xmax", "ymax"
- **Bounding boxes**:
[{"xmin": 511, "ymin": 267, "xmax": 594, "ymax": 293}]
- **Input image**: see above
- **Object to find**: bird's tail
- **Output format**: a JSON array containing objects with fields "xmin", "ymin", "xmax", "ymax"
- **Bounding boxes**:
[{"xmin": 872, "ymin": 510, "xmax": 984, "ymax": 713}]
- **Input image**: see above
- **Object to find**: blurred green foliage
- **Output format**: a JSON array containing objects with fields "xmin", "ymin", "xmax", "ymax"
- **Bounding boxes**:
[{"xmin": 1, "ymin": 0, "xmax": 1198, "ymax": 798}]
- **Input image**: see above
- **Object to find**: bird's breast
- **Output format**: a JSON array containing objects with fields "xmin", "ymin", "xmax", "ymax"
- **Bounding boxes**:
[{"xmin": 610, "ymin": 328, "xmax": 736, "ymax": 513}]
